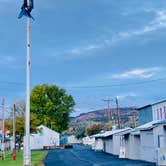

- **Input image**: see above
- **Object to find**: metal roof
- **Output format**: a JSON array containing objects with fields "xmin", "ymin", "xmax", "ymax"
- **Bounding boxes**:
[
  {"xmin": 94, "ymin": 119, "xmax": 166, "ymax": 138},
  {"xmin": 152, "ymin": 99, "xmax": 166, "ymax": 106},
  {"xmin": 133, "ymin": 119, "xmax": 166, "ymax": 132},
  {"xmin": 137, "ymin": 99, "xmax": 166, "ymax": 111},
  {"xmin": 153, "ymin": 119, "xmax": 166, "ymax": 125},
  {"xmin": 94, "ymin": 128, "xmax": 131, "ymax": 138},
  {"xmin": 117, "ymin": 128, "xmax": 133, "ymax": 136}
]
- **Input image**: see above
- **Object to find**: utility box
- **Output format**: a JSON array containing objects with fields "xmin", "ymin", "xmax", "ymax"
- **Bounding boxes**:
[{"xmin": 157, "ymin": 148, "xmax": 166, "ymax": 166}]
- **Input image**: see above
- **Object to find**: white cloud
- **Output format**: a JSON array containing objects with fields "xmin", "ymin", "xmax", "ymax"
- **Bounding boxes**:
[
  {"xmin": 69, "ymin": 44, "xmax": 100, "ymax": 55},
  {"xmin": 52, "ymin": 43, "xmax": 102, "ymax": 61},
  {"xmin": 50, "ymin": 9, "xmax": 166, "ymax": 61},
  {"xmin": 105, "ymin": 10, "xmax": 166, "ymax": 45},
  {"xmin": 117, "ymin": 92, "xmax": 138, "ymax": 100},
  {"xmin": 111, "ymin": 67, "xmax": 161, "ymax": 79}
]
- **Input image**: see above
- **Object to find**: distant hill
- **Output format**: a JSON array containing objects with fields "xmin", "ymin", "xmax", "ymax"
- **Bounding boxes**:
[{"xmin": 70, "ymin": 107, "xmax": 138, "ymax": 127}]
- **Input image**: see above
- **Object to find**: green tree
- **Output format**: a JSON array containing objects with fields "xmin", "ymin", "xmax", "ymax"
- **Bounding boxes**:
[
  {"xmin": 86, "ymin": 123, "xmax": 105, "ymax": 136},
  {"xmin": 30, "ymin": 84, "xmax": 75, "ymax": 132},
  {"xmin": 74, "ymin": 123, "xmax": 87, "ymax": 139},
  {"xmin": 5, "ymin": 100, "xmax": 40, "ymax": 148}
]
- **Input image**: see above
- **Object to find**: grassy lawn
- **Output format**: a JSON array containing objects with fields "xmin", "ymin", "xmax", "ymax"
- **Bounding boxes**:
[{"xmin": 0, "ymin": 150, "xmax": 48, "ymax": 166}]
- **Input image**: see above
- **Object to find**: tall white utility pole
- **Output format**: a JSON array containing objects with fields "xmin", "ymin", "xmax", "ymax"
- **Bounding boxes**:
[
  {"xmin": 24, "ymin": 1, "xmax": 31, "ymax": 165},
  {"xmin": 1, "ymin": 97, "xmax": 5, "ymax": 160}
]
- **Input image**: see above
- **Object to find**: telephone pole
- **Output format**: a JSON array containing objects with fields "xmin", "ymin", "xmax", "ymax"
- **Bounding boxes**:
[
  {"xmin": 116, "ymin": 96, "xmax": 121, "ymax": 129},
  {"xmin": 1, "ymin": 97, "xmax": 5, "ymax": 160},
  {"xmin": 103, "ymin": 99, "xmax": 112, "ymax": 130},
  {"xmin": 12, "ymin": 104, "xmax": 16, "ymax": 155},
  {"xmin": 132, "ymin": 111, "xmax": 137, "ymax": 128}
]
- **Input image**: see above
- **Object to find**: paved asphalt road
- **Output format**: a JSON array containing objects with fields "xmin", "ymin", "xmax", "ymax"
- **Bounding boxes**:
[{"xmin": 44, "ymin": 144, "xmax": 156, "ymax": 166}]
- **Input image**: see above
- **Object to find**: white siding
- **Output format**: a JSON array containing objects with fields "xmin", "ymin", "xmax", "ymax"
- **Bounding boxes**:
[
  {"xmin": 113, "ymin": 135, "xmax": 120, "ymax": 155},
  {"xmin": 68, "ymin": 135, "xmax": 82, "ymax": 144},
  {"xmin": 30, "ymin": 134, "xmax": 43, "ymax": 150},
  {"xmin": 82, "ymin": 136, "xmax": 95, "ymax": 146},
  {"xmin": 41, "ymin": 126, "xmax": 60, "ymax": 146},
  {"xmin": 140, "ymin": 130, "xmax": 156, "ymax": 162},
  {"xmin": 129, "ymin": 135, "xmax": 140, "ymax": 160},
  {"xmin": 94, "ymin": 138, "xmax": 103, "ymax": 151},
  {"xmin": 124, "ymin": 135, "xmax": 130, "ymax": 158},
  {"xmin": 152, "ymin": 101, "xmax": 166, "ymax": 121},
  {"xmin": 139, "ymin": 124, "xmax": 166, "ymax": 163},
  {"xmin": 29, "ymin": 125, "xmax": 60, "ymax": 150},
  {"xmin": 104, "ymin": 138, "xmax": 113, "ymax": 154}
]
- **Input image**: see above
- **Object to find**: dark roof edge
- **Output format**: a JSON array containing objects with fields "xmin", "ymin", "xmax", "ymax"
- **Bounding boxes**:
[
  {"xmin": 137, "ymin": 104, "xmax": 151, "ymax": 110},
  {"xmin": 151, "ymin": 99, "xmax": 166, "ymax": 106},
  {"xmin": 137, "ymin": 99, "xmax": 166, "ymax": 110}
]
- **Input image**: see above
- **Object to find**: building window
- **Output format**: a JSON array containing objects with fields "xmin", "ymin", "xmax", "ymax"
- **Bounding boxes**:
[
  {"xmin": 164, "ymin": 106, "xmax": 166, "ymax": 119},
  {"xmin": 160, "ymin": 108, "xmax": 163, "ymax": 119},
  {"xmin": 157, "ymin": 109, "xmax": 159, "ymax": 120}
]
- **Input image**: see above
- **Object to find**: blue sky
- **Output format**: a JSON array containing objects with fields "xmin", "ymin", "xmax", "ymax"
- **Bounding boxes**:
[{"xmin": 1, "ymin": 0, "xmax": 166, "ymax": 116}]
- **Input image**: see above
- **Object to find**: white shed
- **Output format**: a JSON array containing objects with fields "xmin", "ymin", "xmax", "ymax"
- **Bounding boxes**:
[
  {"xmin": 92, "ymin": 128, "xmax": 131, "ymax": 153},
  {"xmin": 93, "ymin": 138, "xmax": 104, "ymax": 151},
  {"xmin": 128, "ymin": 131, "xmax": 141, "ymax": 160},
  {"xmin": 102, "ymin": 128, "xmax": 131, "ymax": 156},
  {"xmin": 120, "ymin": 120, "xmax": 166, "ymax": 164},
  {"xmin": 82, "ymin": 136, "xmax": 95, "ymax": 146},
  {"xmin": 121, "ymin": 121, "xmax": 155, "ymax": 161},
  {"xmin": 30, "ymin": 125, "xmax": 60, "ymax": 150},
  {"xmin": 92, "ymin": 132, "xmax": 105, "ymax": 151},
  {"xmin": 68, "ymin": 135, "xmax": 82, "ymax": 144},
  {"xmin": 139, "ymin": 120, "xmax": 166, "ymax": 163}
]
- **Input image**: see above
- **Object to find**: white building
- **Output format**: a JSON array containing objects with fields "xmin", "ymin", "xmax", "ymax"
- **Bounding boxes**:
[
  {"xmin": 92, "ymin": 132, "xmax": 105, "ymax": 151},
  {"xmin": 93, "ymin": 138, "xmax": 104, "ymax": 151},
  {"xmin": 67, "ymin": 135, "xmax": 82, "ymax": 144},
  {"xmin": 92, "ymin": 128, "xmax": 131, "ymax": 153},
  {"xmin": 139, "ymin": 120, "xmax": 166, "ymax": 164},
  {"xmin": 30, "ymin": 125, "xmax": 60, "ymax": 150},
  {"xmin": 102, "ymin": 128, "xmax": 131, "ymax": 156},
  {"xmin": 127, "ymin": 131, "xmax": 141, "ymax": 160},
  {"xmin": 120, "ymin": 120, "xmax": 166, "ymax": 164},
  {"xmin": 82, "ymin": 136, "xmax": 95, "ymax": 146},
  {"xmin": 138, "ymin": 100, "xmax": 166, "ymax": 125}
]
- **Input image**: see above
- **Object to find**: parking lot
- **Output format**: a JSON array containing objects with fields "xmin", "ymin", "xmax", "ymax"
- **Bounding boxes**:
[{"xmin": 44, "ymin": 144, "xmax": 156, "ymax": 166}]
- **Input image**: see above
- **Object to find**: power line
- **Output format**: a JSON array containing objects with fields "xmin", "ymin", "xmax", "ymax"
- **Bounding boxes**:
[
  {"xmin": 0, "ymin": 76, "xmax": 165, "ymax": 89},
  {"xmin": 0, "ymin": 81, "xmax": 24, "ymax": 86},
  {"xmin": 65, "ymin": 77, "xmax": 166, "ymax": 89}
]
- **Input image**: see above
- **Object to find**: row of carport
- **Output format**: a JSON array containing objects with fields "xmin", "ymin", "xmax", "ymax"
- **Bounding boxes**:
[{"xmin": 92, "ymin": 119, "xmax": 166, "ymax": 165}]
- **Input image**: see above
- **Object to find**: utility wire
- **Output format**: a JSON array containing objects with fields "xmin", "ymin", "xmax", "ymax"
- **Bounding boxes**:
[
  {"xmin": 65, "ymin": 77, "xmax": 166, "ymax": 89},
  {"xmin": 0, "ymin": 81, "xmax": 24, "ymax": 86},
  {"xmin": 0, "ymin": 76, "xmax": 165, "ymax": 89}
]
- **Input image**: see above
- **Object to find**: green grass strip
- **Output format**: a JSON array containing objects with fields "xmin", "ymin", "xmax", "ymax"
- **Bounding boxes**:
[{"xmin": 0, "ymin": 150, "xmax": 48, "ymax": 166}]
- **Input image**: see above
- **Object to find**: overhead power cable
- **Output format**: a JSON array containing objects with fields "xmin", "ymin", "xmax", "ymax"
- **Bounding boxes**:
[
  {"xmin": 0, "ymin": 76, "xmax": 166, "ymax": 89},
  {"xmin": 65, "ymin": 77, "xmax": 166, "ymax": 89}
]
